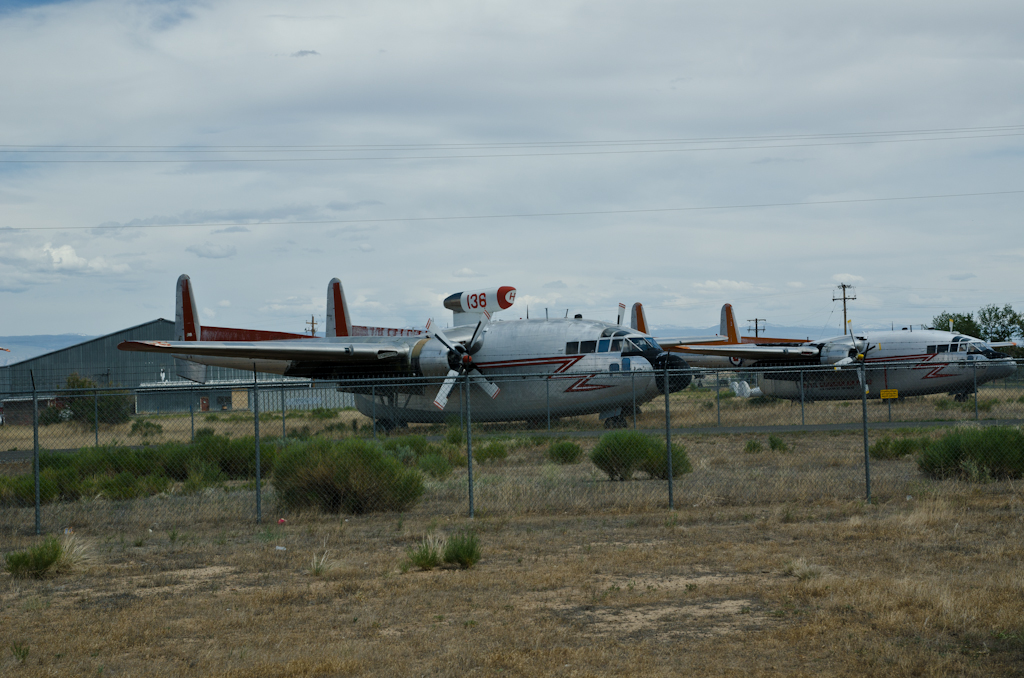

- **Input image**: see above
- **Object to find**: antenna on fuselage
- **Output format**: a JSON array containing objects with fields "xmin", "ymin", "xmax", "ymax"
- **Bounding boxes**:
[{"xmin": 545, "ymin": 308, "xmax": 549, "ymax": 320}]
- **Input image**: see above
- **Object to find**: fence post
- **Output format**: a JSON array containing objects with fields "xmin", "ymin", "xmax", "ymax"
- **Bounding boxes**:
[
  {"xmin": 371, "ymin": 384, "xmax": 377, "ymax": 439},
  {"xmin": 465, "ymin": 372, "xmax": 474, "ymax": 518},
  {"xmin": 189, "ymin": 384, "xmax": 195, "ymax": 443},
  {"xmin": 799, "ymin": 371, "xmax": 805, "ymax": 426},
  {"xmin": 861, "ymin": 365, "xmax": 871, "ymax": 503},
  {"xmin": 973, "ymin": 362, "xmax": 978, "ymax": 420},
  {"xmin": 253, "ymin": 369, "xmax": 262, "ymax": 524},
  {"xmin": 664, "ymin": 362, "xmax": 674, "ymax": 510},
  {"xmin": 632, "ymin": 370, "xmax": 637, "ymax": 430},
  {"xmin": 31, "ymin": 370, "xmax": 40, "ymax": 536},
  {"xmin": 281, "ymin": 384, "xmax": 287, "ymax": 441},
  {"xmin": 716, "ymin": 370, "xmax": 721, "ymax": 427},
  {"xmin": 546, "ymin": 377, "xmax": 551, "ymax": 431},
  {"xmin": 93, "ymin": 390, "xmax": 99, "ymax": 446}
]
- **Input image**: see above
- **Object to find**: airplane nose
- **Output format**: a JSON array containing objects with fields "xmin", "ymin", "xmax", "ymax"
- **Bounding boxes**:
[{"xmin": 654, "ymin": 352, "xmax": 692, "ymax": 393}]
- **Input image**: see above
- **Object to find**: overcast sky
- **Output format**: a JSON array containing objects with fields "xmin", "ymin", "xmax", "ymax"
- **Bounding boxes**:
[{"xmin": 1, "ymin": 0, "xmax": 1023, "ymax": 339}]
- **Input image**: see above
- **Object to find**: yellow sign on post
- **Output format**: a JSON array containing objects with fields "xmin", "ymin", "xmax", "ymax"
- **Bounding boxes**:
[{"xmin": 880, "ymin": 389, "xmax": 898, "ymax": 400}]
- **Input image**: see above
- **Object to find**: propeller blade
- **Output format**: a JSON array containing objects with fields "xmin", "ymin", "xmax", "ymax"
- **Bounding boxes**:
[
  {"xmin": 467, "ymin": 310, "xmax": 491, "ymax": 354},
  {"xmin": 433, "ymin": 369, "xmax": 460, "ymax": 410},
  {"xmin": 468, "ymin": 369, "xmax": 500, "ymax": 399},
  {"xmin": 425, "ymin": 318, "xmax": 459, "ymax": 354}
]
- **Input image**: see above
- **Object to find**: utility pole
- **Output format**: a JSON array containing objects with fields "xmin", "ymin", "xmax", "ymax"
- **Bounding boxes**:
[
  {"xmin": 305, "ymin": 315, "xmax": 318, "ymax": 336},
  {"xmin": 833, "ymin": 284, "xmax": 857, "ymax": 335},
  {"xmin": 747, "ymin": 318, "xmax": 766, "ymax": 338}
]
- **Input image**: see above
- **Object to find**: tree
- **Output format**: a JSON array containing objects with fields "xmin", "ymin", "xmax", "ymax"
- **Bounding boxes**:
[
  {"xmin": 932, "ymin": 312, "xmax": 982, "ymax": 338},
  {"xmin": 62, "ymin": 373, "xmax": 132, "ymax": 426},
  {"xmin": 977, "ymin": 304, "xmax": 1020, "ymax": 342}
]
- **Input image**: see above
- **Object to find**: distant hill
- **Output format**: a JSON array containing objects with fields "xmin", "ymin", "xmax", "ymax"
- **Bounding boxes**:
[{"xmin": 0, "ymin": 334, "xmax": 96, "ymax": 367}]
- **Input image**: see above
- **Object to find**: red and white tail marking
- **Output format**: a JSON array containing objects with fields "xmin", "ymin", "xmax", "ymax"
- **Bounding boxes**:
[
  {"xmin": 175, "ymin": 274, "xmax": 201, "ymax": 341},
  {"xmin": 720, "ymin": 303, "xmax": 739, "ymax": 343},
  {"xmin": 326, "ymin": 278, "xmax": 352, "ymax": 338},
  {"xmin": 631, "ymin": 302, "xmax": 648, "ymax": 334},
  {"xmin": 617, "ymin": 303, "xmax": 626, "ymax": 325}
]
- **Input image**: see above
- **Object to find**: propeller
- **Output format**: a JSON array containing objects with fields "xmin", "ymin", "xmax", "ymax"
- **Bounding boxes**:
[
  {"xmin": 831, "ymin": 322, "xmax": 875, "ymax": 385},
  {"xmin": 426, "ymin": 313, "xmax": 500, "ymax": 410}
]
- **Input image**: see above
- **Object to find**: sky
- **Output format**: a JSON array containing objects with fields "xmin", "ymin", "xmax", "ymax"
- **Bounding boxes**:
[{"xmin": 1, "ymin": 0, "xmax": 1023, "ymax": 340}]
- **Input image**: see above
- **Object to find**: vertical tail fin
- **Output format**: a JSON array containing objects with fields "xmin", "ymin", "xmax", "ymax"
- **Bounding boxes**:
[
  {"xmin": 617, "ymin": 303, "xmax": 626, "ymax": 325},
  {"xmin": 175, "ymin": 274, "xmax": 201, "ymax": 341},
  {"xmin": 174, "ymin": 274, "xmax": 207, "ymax": 383},
  {"xmin": 720, "ymin": 303, "xmax": 740, "ymax": 343},
  {"xmin": 326, "ymin": 278, "xmax": 352, "ymax": 338},
  {"xmin": 630, "ymin": 303, "xmax": 648, "ymax": 334}
]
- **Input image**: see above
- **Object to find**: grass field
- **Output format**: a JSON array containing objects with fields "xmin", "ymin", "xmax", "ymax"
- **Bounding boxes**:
[{"xmin": 2, "ymin": 481, "xmax": 1022, "ymax": 676}]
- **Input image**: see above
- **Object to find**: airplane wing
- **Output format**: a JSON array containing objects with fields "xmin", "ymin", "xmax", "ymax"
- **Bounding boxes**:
[
  {"xmin": 653, "ymin": 335, "xmax": 730, "ymax": 348},
  {"xmin": 119, "ymin": 337, "xmax": 416, "ymax": 362},
  {"xmin": 671, "ymin": 344, "xmax": 820, "ymax": 360}
]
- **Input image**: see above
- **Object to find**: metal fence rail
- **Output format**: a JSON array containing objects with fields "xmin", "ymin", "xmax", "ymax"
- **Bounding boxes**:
[{"xmin": 2, "ymin": 360, "xmax": 1022, "ymax": 535}]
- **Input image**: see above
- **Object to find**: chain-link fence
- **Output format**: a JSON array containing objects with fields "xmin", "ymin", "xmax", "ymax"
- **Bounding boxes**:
[{"xmin": 3, "ymin": 360, "xmax": 1023, "ymax": 534}]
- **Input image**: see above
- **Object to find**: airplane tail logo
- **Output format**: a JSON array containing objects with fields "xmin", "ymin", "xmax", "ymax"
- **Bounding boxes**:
[
  {"xmin": 327, "ymin": 278, "xmax": 352, "ymax": 338},
  {"xmin": 720, "ymin": 303, "xmax": 739, "ymax": 343},
  {"xmin": 175, "ymin": 274, "xmax": 201, "ymax": 341},
  {"xmin": 630, "ymin": 302, "xmax": 648, "ymax": 334}
]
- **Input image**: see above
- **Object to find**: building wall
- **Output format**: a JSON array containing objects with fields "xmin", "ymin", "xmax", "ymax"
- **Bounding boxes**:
[{"xmin": 0, "ymin": 319, "xmax": 269, "ymax": 397}]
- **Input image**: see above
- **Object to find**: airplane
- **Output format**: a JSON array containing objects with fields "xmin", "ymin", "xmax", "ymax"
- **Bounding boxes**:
[
  {"xmin": 670, "ymin": 323, "xmax": 1017, "ymax": 401},
  {"xmin": 119, "ymin": 276, "xmax": 692, "ymax": 429}
]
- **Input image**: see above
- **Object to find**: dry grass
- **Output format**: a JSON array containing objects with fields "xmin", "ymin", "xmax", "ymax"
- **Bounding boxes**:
[{"xmin": 2, "ymin": 485, "xmax": 1023, "ymax": 676}]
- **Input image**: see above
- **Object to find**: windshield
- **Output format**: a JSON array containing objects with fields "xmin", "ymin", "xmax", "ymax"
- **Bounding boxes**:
[{"xmin": 624, "ymin": 336, "xmax": 659, "ymax": 353}]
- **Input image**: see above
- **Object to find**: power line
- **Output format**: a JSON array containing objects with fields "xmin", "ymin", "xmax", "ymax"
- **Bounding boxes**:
[
  {"xmin": 2, "ymin": 188, "xmax": 1021, "ymax": 232},
  {"xmin": 1, "ymin": 128, "xmax": 1023, "ymax": 163}
]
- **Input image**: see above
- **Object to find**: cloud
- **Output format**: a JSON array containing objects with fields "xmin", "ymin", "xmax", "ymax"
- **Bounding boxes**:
[
  {"xmin": 358, "ymin": 243, "xmax": 373, "ymax": 252},
  {"xmin": 186, "ymin": 243, "xmax": 237, "ymax": 259},
  {"xmin": 291, "ymin": 50, "xmax": 320, "ymax": 57},
  {"xmin": 831, "ymin": 274, "xmax": 865, "ymax": 284},
  {"xmin": 202, "ymin": 307, "xmax": 215, "ymax": 320},
  {"xmin": 218, "ymin": 300, "xmax": 231, "ymax": 307},
  {"xmin": 694, "ymin": 280, "xmax": 755, "ymax": 292},
  {"xmin": 948, "ymin": 273, "xmax": 976, "ymax": 281},
  {"xmin": 453, "ymin": 268, "xmax": 484, "ymax": 278},
  {"xmin": 213, "ymin": 226, "xmax": 250, "ymax": 234},
  {"xmin": 543, "ymin": 280, "xmax": 567, "ymax": 289},
  {"xmin": 786, "ymin": 282, "xmax": 804, "ymax": 288}
]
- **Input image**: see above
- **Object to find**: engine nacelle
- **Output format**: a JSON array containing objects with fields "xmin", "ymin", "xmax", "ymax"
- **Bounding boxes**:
[{"xmin": 443, "ymin": 286, "xmax": 516, "ymax": 314}]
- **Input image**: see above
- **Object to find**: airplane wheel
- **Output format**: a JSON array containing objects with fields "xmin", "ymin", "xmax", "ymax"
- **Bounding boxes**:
[
  {"xmin": 604, "ymin": 415, "xmax": 628, "ymax": 429},
  {"xmin": 953, "ymin": 393, "xmax": 971, "ymax": 403}
]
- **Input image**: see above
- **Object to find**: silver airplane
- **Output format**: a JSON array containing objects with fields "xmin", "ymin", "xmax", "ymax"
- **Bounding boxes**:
[
  {"xmin": 118, "ymin": 276, "xmax": 691, "ymax": 428},
  {"xmin": 669, "ymin": 325, "xmax": 1017, "ymax": 401}
]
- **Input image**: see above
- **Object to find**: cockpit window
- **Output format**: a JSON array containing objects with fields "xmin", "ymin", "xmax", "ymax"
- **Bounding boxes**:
[
  {"xmin": 580, "ymin": 340, "xmax": 597, "ymax": 354},
  {"xmin": 611, "ymin": 339, "xmax": 622, "ymax": 352},
  {"xmin": 597, "ymin": 339, "xmax": 611, "ymax": 352}
]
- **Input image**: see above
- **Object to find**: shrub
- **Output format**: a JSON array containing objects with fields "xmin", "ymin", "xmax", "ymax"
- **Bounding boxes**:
[
  {"xmin": 63, "ymin": 374, "xmax": 132, "ymax": 425},
  {"xmin": 443, "ymin": 530, "xmax": 481, "ymax": 569},
  {"xmin": 131, "ymin": 419, "xmax": 163, "ymax": 438},
  {"xmin": 547, "ymin": 440, "xmax": 583, "ymax": 464},
  {"xmin": 382, "ymin": 435, "xmax": 432, "ymax": 457},
  {"xmin": 871, "ymin": 436, "xmax": 926, "ymax": 460},
  {"xmin": 417, "ymin": 453, "xmax": 453, "ymax": 479},
  {"xmin": 590, "ymin": 430, "xmax": 656, "ymax": 481},
  {"xmin": 407, "ymin": 534, "xmax": 446, "ymax": 571},
  {"xmin": 744, "ymin": 440, "xmax": 763, "ymax": 453},
  {"xmin": 640, "ymin": 441, "xmax": 692, "ymax": 479},
  {"xmin": 38, "ymin": 406, "xmax": 63, "ymax": 426},
  {"xmin": 768, "ymin": 435, "xmax": 789, "ymax": 452},
  {"xmin": 445, "ymin": 427, "xmax": 464, "ymax": 446},
  {"xmin": 274, "ymin": 438, "xmax": 424, "ymax": 514},
  {"xmin": 917, "ymin": 426, "xmax": 1024, "ymax": 480},
  {"xmin": 308, "ymin": 407, "xmax": 339, "ymax": 420},
  {"xmin": 474, "ymin": 441, "xmax": 508, "ymax": 464},
  {"xmin": 4, "ymin": 536, "xmax": 79, "ymax": 579}
]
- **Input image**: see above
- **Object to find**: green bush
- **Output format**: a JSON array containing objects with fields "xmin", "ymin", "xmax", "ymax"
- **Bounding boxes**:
[
  {"xmin": 640, "ymin": 441, "xmax": 692, "ymax": 479},
  {"xmin": 406, "ymin": 534, "xmax": 445, "ymax": 571},
  {"xmin": 474, "ymin": 441, "xmax": 508, "ymax": 464},
  {"xmin": 417, "ymin": 453, "xmax": 453, "ymax": 479},
  {"xmin": 38, "ymin": 406, "xmax": 63, "ymax": 426},
  {"xmin": 547, "ymin": 440, "xmax": 583, "ymax": 464},
  {"xmin": 443, "ymin": 530, "xmax": 481, "ymax": 569},
  {"xmin": 274, "ymin": 438, "xmax": 424, "ymax": 514},
  {"xmin": 917, "ymin": 426, "xmax": 1024, "ymax": 480},
  {"xmin": 382, "ymin": 435, "xmax": 432, "ymax": 457},
  {"xmin": 744, "ymin": 440, "xmax": 763, "ymax": 454},
  {"xmin": 445, "ymin": 427, "xmax": 464, "ymax": 446},
  {"xmin": 62, "ymin": 374, "xmax": 132, "ymax": 425},
  {"xmin": 768, "ymin": 435, "xmax": 789, "ymax": 452},
  {"xmin": 590, "ymin": 430, "xmax": 656, "ymax": 481},
  {"xmin": 4, "ymin": 537, "xmax": 71, "ymax": 579},
  {"xmin": 871, "ymin": 436, "xmax": 926, "ymax": 460},
  {"xmin": 131, "ymin": 420, "xmax": 163, "ymax": 438}
]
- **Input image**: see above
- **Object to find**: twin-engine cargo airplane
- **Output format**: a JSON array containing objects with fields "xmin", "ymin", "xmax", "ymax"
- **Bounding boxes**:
[
  {"xmin": 635, "ymin": 301, "xmax": 1016, "ymax": 401},
  {"xmin": 119, "ymin": 276, "xmax": 691, "ymax": 428},
  {"xmin": 673, "ymin": 327, "xmax": 1015, "ymax": 401}
]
